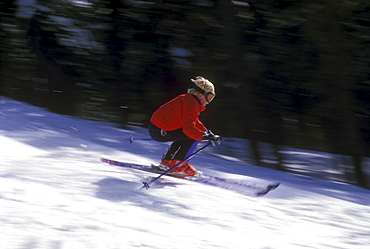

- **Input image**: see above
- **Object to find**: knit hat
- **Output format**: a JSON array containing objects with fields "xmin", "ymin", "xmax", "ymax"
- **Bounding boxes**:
[
  {"xmin": 189, "ymin": 76, "xmax": 216, "ymax": 103},
  {"xmin": 191, "ymin": 76, "xmax": 215, "ymax": 94}
]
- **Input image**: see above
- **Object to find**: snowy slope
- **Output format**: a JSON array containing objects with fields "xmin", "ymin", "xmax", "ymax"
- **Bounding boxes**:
[{"xmin": 1, "ymin": 96, "xmax": 370, "ymax": 249}]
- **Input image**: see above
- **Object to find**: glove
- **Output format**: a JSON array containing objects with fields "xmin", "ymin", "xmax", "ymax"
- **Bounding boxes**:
[{"xmin": 203, "ymin": 130, "xmax": 222, "ymax": 146}]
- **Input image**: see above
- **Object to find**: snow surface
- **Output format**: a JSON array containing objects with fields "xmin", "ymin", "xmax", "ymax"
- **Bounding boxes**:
[{"xmin": 1, "ymin": 96, "xmax": 370, "ymax": 249}]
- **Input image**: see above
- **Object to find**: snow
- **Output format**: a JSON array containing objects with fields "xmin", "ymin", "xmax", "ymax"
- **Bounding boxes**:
[{"xmin": 1, "ymin": 96, "xmax": 370, "ymax": 249}]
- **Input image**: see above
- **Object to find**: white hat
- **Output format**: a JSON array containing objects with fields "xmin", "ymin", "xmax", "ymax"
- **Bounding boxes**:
[{"xmin": 191, "ymin": 76, "xmax": 215, "ymax": 95}]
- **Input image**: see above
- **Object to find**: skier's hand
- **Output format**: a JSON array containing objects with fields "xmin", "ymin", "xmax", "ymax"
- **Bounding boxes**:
[
  {"xmin": 210, "ymin": 134, "xmax": 222, "ymax": 146},
  {"xmin": 203, "ymin": 130, "xmax": 222, "ymax": 146}
]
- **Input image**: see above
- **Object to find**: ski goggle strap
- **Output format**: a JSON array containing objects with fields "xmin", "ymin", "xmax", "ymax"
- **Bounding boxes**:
[{"xmin": 192, "ymin": 84, "xmax": 216, "ymax": 103}]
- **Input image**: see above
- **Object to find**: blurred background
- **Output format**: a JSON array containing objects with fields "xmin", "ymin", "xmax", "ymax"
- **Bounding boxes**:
[{"xmin": 1, "ymin": 0, "xmax": 369, "ymax": 187}]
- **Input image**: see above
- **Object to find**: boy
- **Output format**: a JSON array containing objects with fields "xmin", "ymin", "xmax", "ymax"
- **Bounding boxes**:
[{"xmin": 148, "ymin": 76, "xmax": 221, "ymax": 176}]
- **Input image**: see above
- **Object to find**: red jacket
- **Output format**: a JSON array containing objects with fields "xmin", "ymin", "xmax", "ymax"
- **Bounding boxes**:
[{"xmin": 150, "ymin": 94, "xmax": 206, "ymax": 140}]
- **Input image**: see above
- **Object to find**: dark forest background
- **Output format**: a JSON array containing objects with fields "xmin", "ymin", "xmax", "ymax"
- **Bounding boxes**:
[{"xmin": 1, "ymin": 0, "xmax": 370, "ymax": 187}]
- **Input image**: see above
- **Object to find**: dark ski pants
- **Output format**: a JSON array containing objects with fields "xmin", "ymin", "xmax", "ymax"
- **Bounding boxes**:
[{"xmin": 148, "ymin": 122, "xmax": 199, "ymax": 161}]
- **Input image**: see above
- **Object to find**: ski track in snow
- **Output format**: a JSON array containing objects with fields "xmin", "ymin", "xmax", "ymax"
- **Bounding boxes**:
[{"xmin": 1, "ymin": 97, "xmax": 370, "ymax": 249}]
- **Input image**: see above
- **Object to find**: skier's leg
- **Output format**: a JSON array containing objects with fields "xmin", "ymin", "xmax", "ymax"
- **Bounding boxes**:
[
  {"xmin": 162, "ymin": 140, "xmax": 181, "ymax": 161},
  {"xmin": 169, "ymin": 139, "xmax": 199, "ymax": 176},
  {"xmin": 148, "ymin": 122, "xmax": 187, "ymax": 142},
  {"xmin": 149, "ymin": 123, "xmax": 200, "ymax": 175},
  {"xmin": 173, "ymin": 140, "xmax": 199, "ymax": 161}
]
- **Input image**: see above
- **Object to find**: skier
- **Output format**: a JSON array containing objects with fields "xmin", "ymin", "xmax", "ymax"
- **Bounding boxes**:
[{"xmin": 148, "ymin": 76, "xmax": 221, "ymax": 176}]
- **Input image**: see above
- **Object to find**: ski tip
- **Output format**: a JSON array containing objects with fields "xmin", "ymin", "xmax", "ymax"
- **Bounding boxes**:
[
  {"xmin": 269, "ymin": 182, "xmax": 281, "ymax": 190},
  {"xmin": 255, "ymin": 182, "xmax": 281, "ymax": 197}
]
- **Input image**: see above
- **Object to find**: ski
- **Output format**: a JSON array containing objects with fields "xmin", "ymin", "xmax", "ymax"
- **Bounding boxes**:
[
  {"xmin": 101, "ymin": 158, "xmax": 280, "ymax": 197},
  {"xmin": 101, "ymin": 158, "xmax": 191, "ymax": 177}
]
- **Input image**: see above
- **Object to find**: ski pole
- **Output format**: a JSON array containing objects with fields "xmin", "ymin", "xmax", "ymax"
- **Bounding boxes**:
[
  {"xmin": 141, "ymin": 141, "xmax": 212, "ymax": 189},
  {"xmin": 127, "ymin": 135, "xmax": 153, "ymax": 144}
]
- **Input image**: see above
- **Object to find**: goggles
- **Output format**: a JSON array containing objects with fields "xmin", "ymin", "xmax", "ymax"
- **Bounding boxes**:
[
  {"xmin": 204, "ymin": 92, "xmax": 216, "ymax": 103},
  {"xmin": 192, "ymin": 85, "xmax": 216, "ymax": 103}
]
